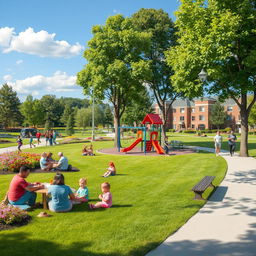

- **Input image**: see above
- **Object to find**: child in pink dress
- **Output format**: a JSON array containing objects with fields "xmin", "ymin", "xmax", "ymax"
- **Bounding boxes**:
[{"xmin": 89, "ymin": 182, "xmax": 112, "ymax": 209}]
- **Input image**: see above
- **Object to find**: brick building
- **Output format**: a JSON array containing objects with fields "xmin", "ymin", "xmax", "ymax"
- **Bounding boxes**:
[{"xmin": 154, "ymin": 97, "xmax": 241, "ymax": 131}]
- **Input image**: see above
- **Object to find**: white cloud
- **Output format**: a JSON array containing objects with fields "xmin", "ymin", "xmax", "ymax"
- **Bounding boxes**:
[
  {"xmin": 0, "ymin": 27, "xmax": 83, "ymax": 58},
  {"xmin": 16, "ymin": 59, "xmax": 23, "ymax": 65},
  {"xmin": 3, "ymin": 74, "xmax": 13, "ymax": 81},
  {"xmin": 5, "ymin": 71, "xmax": 79, "ymax": 95},
  {"xmin": 0, "ymin": 27, "xmax": 14, "ymax": 47}
]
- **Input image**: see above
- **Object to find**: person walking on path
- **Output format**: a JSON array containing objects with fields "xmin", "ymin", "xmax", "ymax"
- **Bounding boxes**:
[
  {"xmin": 53, "ymin": 130, "xmax": 57, "ymax": 145},
  {"xmin": 228, "ymin": 130, "xmax": 237, "ymax": 156},
  {"xmin": 214, "ymin": 131, "xmax": 222, "ymax": 156},
  {"xmin": 45, "ymin": 130, "xmax": 49, "ymax": 146},
  {"xmin": 29, "ymin": 132, "xmax": 36, "ymax": 148},
  {"xmin": 36, "ymin": 131, "xmax": 42, "ymax": 145},
  {"xmin": 17, "ymin": 135, "xmax": 23, "ymax": 152}
]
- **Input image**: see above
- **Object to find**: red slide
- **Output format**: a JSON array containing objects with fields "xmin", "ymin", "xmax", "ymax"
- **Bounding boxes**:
[
  {"xmin": 152, "ymin": 140, "xmax": 164, "ymax": 154},
  {"xmin": 121, "ymin": 138, "xmax": 142, "ymax": 152}
]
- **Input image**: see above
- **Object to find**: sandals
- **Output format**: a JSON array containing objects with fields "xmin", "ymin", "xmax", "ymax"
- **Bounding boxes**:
[{"xmin": 37, "ymin": 212, "xmax": 52, "ymax": 218}]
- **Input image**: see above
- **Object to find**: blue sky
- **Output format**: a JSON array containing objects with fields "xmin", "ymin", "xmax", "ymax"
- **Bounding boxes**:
[{"xmin": 0, "ymin": 0, "xmax": 180, "ymax": 101}]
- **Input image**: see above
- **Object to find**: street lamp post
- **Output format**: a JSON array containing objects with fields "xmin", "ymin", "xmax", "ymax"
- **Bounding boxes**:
[
  {"xmin": 91, "ymin": 87, "xmax": 95, "ymax": 142},
  {"xmin": 198, "ymin": 69, "xmax": 208, "ymax": 82}
]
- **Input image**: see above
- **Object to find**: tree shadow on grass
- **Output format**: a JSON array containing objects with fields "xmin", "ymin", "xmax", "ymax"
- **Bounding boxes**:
[{"xmin": 0, "ymin": 232, "xmax": 159, "ymax": 256}]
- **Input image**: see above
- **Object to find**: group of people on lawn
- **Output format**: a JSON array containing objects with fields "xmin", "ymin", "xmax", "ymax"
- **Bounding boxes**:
[{"xmin": 6, "ymin": 151, "xmax": 116, "ymax": 213}]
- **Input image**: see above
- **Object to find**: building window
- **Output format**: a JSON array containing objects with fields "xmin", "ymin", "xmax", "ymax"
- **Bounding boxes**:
[
  {"xmin": 199, "ymin": 106, "xmax": 205, "ymax": 112},
  {"xmin": 173, "ymin": 117, "xmax": 176, "ymax": 121},
  {"xmin": 227, "ymin": 106, "xmax": 233, "ymax": 112},
  {"xmin": 180, "ymin": 116, "xmax": 185, "ymax": 121},
  {"xmin": 198, "ymin": 124, "xmax": 205, "ymax": 130},
  {"xmin": 192, "ymin": 124, "xmax": 195, "ymax": 129},
  {"xmin": 173, "ymin": 124, "xmax": 176, "ymax": 129},
  {"xmin": 180, "ymin": 108, "xmax": 185, "ymax": 113},
  {"xmin": 227, "ymin": 115, "xmax": 232, "ymax": 121},
  {"xmin": 172, "ymin": 108, "xmax": 176, "ymax": 113},
  {"xmin": 191, "ymin": 116, "xmax": 195, "ymax": 121},
  {"xmin": 199, "ymin": 115, "xmax": 205, "ymax": 121},
  {"xmin": 191, "ymin": 108, "xmax": 195, "ymax": 113}
]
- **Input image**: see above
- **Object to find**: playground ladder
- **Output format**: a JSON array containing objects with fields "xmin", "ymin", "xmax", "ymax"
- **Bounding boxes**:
[{"xmin": 146, "ymin": 141, "xmax": 152, "ymax": 152}]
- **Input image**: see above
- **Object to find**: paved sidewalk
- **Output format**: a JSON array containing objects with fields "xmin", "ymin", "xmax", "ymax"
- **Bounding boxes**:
[
  {"xmin": 0, "ymin": 138, "xmax": 53, "ymax": 154},
  {"xmin": 147, "ymin": 148, "xmax": 256, "ymax": 256}
]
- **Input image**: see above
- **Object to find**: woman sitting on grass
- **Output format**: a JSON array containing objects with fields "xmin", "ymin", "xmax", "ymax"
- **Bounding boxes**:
[
  {"xmin": 87, "ymin": 144, "xmax": 95, "ymax": 156},
  {"xmin": 47, "ymin": 173, "xmax": 75, "ymax": 212},
  {"xmin": 89, "ymin": 182, "xmax": 112, "ymax": 210},
  {"xmin": 40, "ymin": 152, "xmax": 53, "ymax": 171},
  {"xmin": 82, "ymin": 145, "xmax": 88, "ymax": 156}
]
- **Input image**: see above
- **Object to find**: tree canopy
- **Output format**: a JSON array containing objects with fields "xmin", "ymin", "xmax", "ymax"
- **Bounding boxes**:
[
  {"xmin": 166, "ymin": 0, "xmax": 256, "ymax": 156},
  {"xmin": 0, "ymin": 84, "xmax": 23, "ymax": 128},
  {"xmin": 77, "ymin": 14, "xmax": 152, "ymax": 146}
]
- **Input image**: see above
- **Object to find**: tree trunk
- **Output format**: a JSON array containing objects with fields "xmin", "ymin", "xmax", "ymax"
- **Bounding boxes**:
[
  {"xmin": 113, "ymin": 108, "xmax": 120, "ymax": 148},
  {"xmin": 239, "ymin": 109, "xmax": 249, "ymax": 157}
]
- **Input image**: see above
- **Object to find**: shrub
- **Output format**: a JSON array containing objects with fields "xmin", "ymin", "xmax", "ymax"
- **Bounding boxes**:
[
  {"xmin": 0, "ymin": 152, "xmax": 40, "ymax": 172},
  {"xmin": 0, "ymin": 204, "xmax": 29, "ymax": 225},
  {"xmin": 183, "ymin": 130, "xmax": 196, "ymax": 133}
]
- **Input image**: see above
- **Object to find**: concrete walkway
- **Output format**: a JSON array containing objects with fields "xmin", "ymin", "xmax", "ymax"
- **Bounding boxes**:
[
  {"xmin": 147, "ymin": 147, "xmax": 256, "ymax": 256},
  {"xmin": 0, "ymin": 138, "xmax": 53, "ymax": 154}
]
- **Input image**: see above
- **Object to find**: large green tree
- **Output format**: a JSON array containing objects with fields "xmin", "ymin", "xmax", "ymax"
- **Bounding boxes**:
[
  {"xmin": 0, "ymin": 84, "xmax": 23, "ymax": 128},
  {"xmin": 40, "ymin": 95, "xmax": 64, "ymax": 127},
  {"xmin": 61, "ymin": 104, "xmax": 74, "ymax": 126},
  {"xmin": 77, "ymin": 14, "xmax": 151, "ymax": 146},
  {"xmin": 21, "ymin": 95, "xmax": 45, "ymax": 127},
  {"xmin": 122, "ymin": 89, "xmax": 153, "ymax": 126},
  {"xmin": 166, "ymin": 0, "xmax": 256, "ymax": 156},
  {"xmin": 210, "ymin": 101, "xmax": 227, "ymax": 129},
  {"xmin": 131, "ymin": 8, "xmax": 180, "ymax": 139}
]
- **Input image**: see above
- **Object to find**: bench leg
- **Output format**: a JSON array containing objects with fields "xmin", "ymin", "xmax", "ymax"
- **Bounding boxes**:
[{"xmin": 194, "ymin": 191, "xmax": 205, "ymax": 200}]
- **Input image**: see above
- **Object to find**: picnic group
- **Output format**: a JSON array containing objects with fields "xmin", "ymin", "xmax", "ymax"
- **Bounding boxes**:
[
  {"xmin": 17, "ymin": 129, "xmax": 59, "ymax": 152},
  {"xmin": 5, "ymin": 150, "xmax": 116, "ymax": 215}
]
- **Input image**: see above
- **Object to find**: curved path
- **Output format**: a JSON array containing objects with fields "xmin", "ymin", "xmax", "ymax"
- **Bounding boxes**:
[
  {"xmin": 0, "ymin": 138, "xmax": 52, "ymax": 154},
  {"xmin": 147, "ymin": 147, "xmax": 256, "ymax": 256}
]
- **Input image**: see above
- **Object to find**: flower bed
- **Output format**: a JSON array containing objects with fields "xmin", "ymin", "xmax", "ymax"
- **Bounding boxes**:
[
  {"xmin": 0, "ymin": 204, "xmax": 31, "ymax": 230},
  {"xmin": 0, "ymin": 152, "xmax": 40, "ymax": 173}
]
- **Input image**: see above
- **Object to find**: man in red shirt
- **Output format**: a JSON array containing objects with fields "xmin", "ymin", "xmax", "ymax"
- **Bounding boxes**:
[
  {"xmin": 8, "ymin": 166, "xmax": 44, "ymax": 206},
  {"xmin": 36, "ymin": 131, "xmax": 42, "ymax": 145}
]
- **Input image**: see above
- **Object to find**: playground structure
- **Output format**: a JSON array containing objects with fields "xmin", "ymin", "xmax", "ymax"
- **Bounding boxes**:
[{"xmin": 118, "ymin": 114, "xmax": 165, "ymax": 154}]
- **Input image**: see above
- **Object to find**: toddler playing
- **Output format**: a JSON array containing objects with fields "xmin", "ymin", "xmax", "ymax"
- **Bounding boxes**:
[
  {"xmin": 102, "ymin": 162, "xmax": 116, "ymax": 177},
  {"xmin": 89, "ymin": 182, "xmax": 112, "ymax": 209},
  {"xmin": 75, "ymin": 178, "xmax": 89, "ymax": 203}
]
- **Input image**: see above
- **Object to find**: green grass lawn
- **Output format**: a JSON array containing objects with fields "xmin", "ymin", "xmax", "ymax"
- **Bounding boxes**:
[{"xmin": 0, "ymin": 141, "xmax": 227, "ymax": 256}]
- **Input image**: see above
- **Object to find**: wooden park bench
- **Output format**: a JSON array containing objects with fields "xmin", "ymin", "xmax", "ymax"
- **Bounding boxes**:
[
  {"xmin": 192, "ymin": 176, "xmax": 215, "ymax": 200},
  {"xmin": 170, "ymin": 140, "xmax": 183, "ymax": 149}
]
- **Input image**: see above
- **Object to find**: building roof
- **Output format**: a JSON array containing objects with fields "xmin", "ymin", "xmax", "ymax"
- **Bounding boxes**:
[{"xmin": 142, "ymin": 114, "xmax": 163, "ymax": 125}]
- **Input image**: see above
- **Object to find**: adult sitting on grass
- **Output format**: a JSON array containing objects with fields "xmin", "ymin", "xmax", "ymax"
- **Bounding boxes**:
[
  {"xmin": 8, "ymin": 165, "xmax": 44, "ymax": 207},
  {"xmin": 53, "ymin": 152, "xmax": 69, "ymax": 171},
  {"xmin": 47, "ymin": 173, "xmax": 75, "ymax": 212},
  {"xmin": 40, "ymin": 152, "xmax": 54, "ymax": 171}
]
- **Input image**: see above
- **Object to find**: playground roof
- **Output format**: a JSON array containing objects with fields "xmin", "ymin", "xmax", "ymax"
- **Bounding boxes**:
[{"xmin": 141, "ymin": 114, "xmax": 163, "ymax": 125}]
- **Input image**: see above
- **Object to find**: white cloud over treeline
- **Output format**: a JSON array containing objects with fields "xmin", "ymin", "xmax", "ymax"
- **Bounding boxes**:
[
  {"xmin": 3, "ymin": 71, "xmax": 79, "ymax": 95},
  {"xmin": 0, "ymin": 27, "xmax": 83, "ymax": 58}
]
